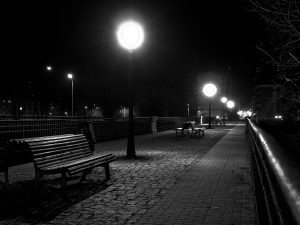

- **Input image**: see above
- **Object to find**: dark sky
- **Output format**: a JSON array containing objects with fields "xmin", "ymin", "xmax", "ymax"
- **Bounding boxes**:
[{"xmin": 2, "ymin": 0, "xmax": 271, "ymax": 113}]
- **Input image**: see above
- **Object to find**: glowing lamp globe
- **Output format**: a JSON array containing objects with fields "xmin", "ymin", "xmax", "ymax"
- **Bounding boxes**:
[
  {"xmin": 67, "ymin": 73, "xmax": 73, "ymax": 79},
  {"xmin": 221, "ymin": 97, "xmax": 228, "ymax": 103},
  {"xmin": 203, "ymin": 83, "xmax": 217, "ymax": 97},
  {"xmin": 117, "ymin": 20, "xmax": 144, "ymax": 51},
  {"xmin": 227, "ymin": 100, "xmax": 235, "ymax": 109}
]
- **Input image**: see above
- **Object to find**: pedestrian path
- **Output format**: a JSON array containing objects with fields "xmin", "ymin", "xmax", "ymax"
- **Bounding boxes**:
[{"xmin": 136, "ymin": 124, "xmax": 257, "ymax": 225}]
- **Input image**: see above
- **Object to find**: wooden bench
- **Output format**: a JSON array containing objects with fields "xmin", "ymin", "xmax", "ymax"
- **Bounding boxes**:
[
  {"xmin": 191, "ymin": 127, "xmax": 205, "ymax": 137},
  {"xmin": 175, "ymin": 121, "xmax": 205, "ymax": 137},
  {"xmin": 5, "ymin": 134, "xmax": 116, "ymax": 190}
]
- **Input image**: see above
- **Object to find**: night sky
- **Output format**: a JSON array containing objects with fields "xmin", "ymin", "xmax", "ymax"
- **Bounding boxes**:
[{"xmin": 2, "ymin": 0, "xmax": 272, "ymax": 115}]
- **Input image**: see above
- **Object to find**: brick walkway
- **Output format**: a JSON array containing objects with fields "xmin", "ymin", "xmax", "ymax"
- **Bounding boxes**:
[
  {"xmin": 137, "ymin": 124, "xmax": 256, "ymax": 225},
  {"xmin": 0, "ymin": 124, "xmax": 256, "ymax": 225}
]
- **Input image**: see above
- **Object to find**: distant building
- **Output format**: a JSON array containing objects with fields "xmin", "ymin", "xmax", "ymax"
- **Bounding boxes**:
[{"xmin": 251, "ymin": 84, "xmax": 281, "ymax": 120}]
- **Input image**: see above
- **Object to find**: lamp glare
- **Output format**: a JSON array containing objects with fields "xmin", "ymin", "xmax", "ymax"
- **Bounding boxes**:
[
  {"xmin": 203, "ymin": 83, "xmax": 217, "ymax": 97},
  {"xmin": 221, "ymin": 97, "xmax": 228, "ymax": 103},
  {"xmin": 227, "ymin": 100, "xmax": 235, "ymax": 109},
  {"xmin": 117, "ymin": 21, "xmax": 144, "ymax": 51}
]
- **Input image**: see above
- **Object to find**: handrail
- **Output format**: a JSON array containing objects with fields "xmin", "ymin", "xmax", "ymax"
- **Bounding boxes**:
[{"xmin": 247, "ymin": 118, "xmax": 300, "ymax": 225}]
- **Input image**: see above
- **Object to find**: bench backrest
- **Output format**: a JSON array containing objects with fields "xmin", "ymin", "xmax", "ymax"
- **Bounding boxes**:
[
  {"xmin": 22, "ymin": 134, "xmax": 92, "ymax": 169},
  {"xmin": 183, "ymin": 121, "xmax": 196, "ymax": 129}
]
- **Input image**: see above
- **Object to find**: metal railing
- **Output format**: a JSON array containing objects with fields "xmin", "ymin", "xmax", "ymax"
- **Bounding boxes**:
[
  {"xmin": 0, "ymin": 117, "xmax": 186, "ymax": 146},
  {"xmin": 246, "ymin": 118, "xmax": 300, "ymax": 225},
  {"xmin": 0, "ymin": 120, "xmax": 82, "ymax": 147}
]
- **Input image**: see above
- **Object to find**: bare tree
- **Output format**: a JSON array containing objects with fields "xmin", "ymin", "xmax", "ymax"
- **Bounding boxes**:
[{"xmin": 246, "ymin": 0, "xmax": 300, "ymax": 120}]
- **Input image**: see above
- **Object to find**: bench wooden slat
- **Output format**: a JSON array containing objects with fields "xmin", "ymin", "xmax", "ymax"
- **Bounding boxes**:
[
  {"xmin": 12, "ymin": 134, "xmax": 80, "ymax": 143},
  {"xmin": 44, "ymin": 154, "xmax": 115, "ymax": 174},
  {"xmin": 34, "ymin": 148, "xmax": 92, "ymax": 167},
  {"xmin": 27, "ymin": 135, "xmax": 87, "ymax": 147},
  {"xmin": 33, "ymin": 143, "xmax": 90, "ymax": 157},
  {"xmin": 35, "ymin": 148, "xmax": 92, "ymax": 168},
  {"xmin": 68, "ymin": 158, "xmax": 115, "ymax": 175},
  {"xmin": 31, "ymin": 142, "xmax": 89, "ymax": 154}
]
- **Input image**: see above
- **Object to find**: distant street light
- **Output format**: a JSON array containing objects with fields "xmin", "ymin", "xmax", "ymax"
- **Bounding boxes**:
[
  {"xmin": 221, "ymin": 97, "xmax": 228, "ymax": 103},
  {"xmin": 226, "ymin": 100, "xmax": 235, "ymax": 109},
  {"xmin": 117, "ymin": 20, "xmax": 145, "ymax": 159},
  {"xmin": 67, "ymin": 73, "xmax": 74, "ymax": 116},
  {"xmin": 203, "ymin": 83, "xmax": 217, "ymax": 129},
  {"xmin": 46, "ymin": 66, "xmax": 52, "ymax": 71}
]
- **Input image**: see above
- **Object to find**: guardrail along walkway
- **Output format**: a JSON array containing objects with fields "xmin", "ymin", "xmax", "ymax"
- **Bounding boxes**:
[{"xmin": 137, "ymin": 124, "xmax": 257, "ymax": 225}]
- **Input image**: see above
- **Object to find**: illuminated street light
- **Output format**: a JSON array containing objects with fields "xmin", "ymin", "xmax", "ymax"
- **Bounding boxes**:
[
  {"xmin": 203, "ymin": 83, "xmax": 217, "ymax": 97},
  {"xmin": 117, "ymin": 20, "xmax": 145, "ymax": 159},
  {"xmin": 67, "ymin": 73, "xmax": 74, "ymax": 116},
  {"xmin": 203, "ymin": 83, "xmax": 217, "ymax": 129},
  {"xmin": 117, "ymin": 20, "xmax": 144, "ymax": 51},
  {"xmin": 226, "ymin": 100, "xmax": 235, "ymax": 109},
  {"xmin": 221, "ymin": 97, "xmax": 228, "ymax": 103},
  {"xmin": 46, "ymin": 66, "xmax": 52, "ymax": 71}
]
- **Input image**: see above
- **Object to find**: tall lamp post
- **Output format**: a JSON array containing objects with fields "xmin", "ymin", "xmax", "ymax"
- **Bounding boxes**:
[
  {"xmin": 116, "ymin": 20, "xmax": 144, "ymax": 159},
  {"xmin": 203, "ymin": 83, "xmax": 217, "ymax": 129},
  {"xmin": 67, "ymin": 73, "xmax": 74, "ymax": 116},
  {"xmin": 221, "ymin": 96, "xmax": 228, "ymax": 119}
]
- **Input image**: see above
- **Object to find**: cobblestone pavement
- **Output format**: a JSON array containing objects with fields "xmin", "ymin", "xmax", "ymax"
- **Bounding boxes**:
[{"xmin": 0, "ymin": 125, "xmax": 256, "ymax": 225}]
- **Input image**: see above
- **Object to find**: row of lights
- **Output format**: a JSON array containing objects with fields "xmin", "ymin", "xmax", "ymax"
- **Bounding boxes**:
[
  {"xmin": 202, "ymin": 83, "xmax": 236, "ymax": 128},
  {"xmin": 46, "ymin": 65, "xmax": 74, "ymax": 116}
]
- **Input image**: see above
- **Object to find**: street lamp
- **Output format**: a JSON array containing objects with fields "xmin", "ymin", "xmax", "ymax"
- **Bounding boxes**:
[
  {"xmin": 117, "ymin": 20, "xmax": 144, "ymax": 159},
  {"xmin": 220, "ymin": 96, "xmax": 228, "ymax": 119},
  {"xmin": 226, "ymin": 100, "xmax": 235, "ymax": 109},
  {"xmin": 203, "ymin": 83, "xmax": 217, "ymax": 129},
  {"xmin": 221, "ymin": 97, "xmax": 228, "ymax": 103},
  {"xmin": 67, "ymin": 73, "xmax": 74, "ymax": 116},
  {"xmin": 46, "ymin": 66, "xmax": 52, "ymax": 71}
]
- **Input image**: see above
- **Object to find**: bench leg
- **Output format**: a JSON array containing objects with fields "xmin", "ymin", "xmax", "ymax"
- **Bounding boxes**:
[
  {"xmin": 80, "ymin": 168, "xmax": 92, "ymax": 183},
  {"xmin": 34, "ymin": 169, "xmax": 44, "ymax": 190},
  {"xmin": 0, "ymin": 167, "xmax": 11, "ymax": 194},
  {"xmin": 200, "ymin": 130, "xmax": 204, "ymax": 137},
  {"xmin": 60, "ymin": 172, "xmax": 68, "ymax": 189},
  {"xmin": 60, "ymin": 172, "xmax": 70, "ymax": 199},
  {"xmin": 103, "ymin": 164, "xmax": 111, "ymax": 181}
]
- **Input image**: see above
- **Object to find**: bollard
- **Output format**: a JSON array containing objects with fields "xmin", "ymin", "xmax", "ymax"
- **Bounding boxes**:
[{"xmin": 151, "ymin": 116, "xmax": 157, "ymax": 133}]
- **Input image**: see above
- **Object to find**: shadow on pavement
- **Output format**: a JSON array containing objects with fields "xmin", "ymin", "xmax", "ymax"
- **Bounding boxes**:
[{"xmin": 0, "ymin": 176, "xmax": 111, "ymax": 223}]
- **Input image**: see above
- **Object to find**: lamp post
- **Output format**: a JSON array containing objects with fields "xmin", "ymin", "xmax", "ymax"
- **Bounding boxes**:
[
  {"xmin": 203, "ymin": 83, "xmax": 217, "ymax": 129},
  {"xmin": 221, "ymin": 96, "xmax": 228, "ymax": 119},
  {"xmin": 116, "ymin": 20, "xmax": 144, "ymax": 159},
  {"xmin": 226, "ymin": 100, "xmax": 235, "ymax": 120},
  {"xmin": 67, "ymin": 73, "xmax": 74, "ymax": 116}
]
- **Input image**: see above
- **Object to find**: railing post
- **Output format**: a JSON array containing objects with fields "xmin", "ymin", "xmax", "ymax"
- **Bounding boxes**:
[
  {"xmin": 88, "ymin": 122, "xmax": 96, "ymax": 143},
  {"xmin": 151, "ymin": 116, "xmax": 157, "ymax": 133}
]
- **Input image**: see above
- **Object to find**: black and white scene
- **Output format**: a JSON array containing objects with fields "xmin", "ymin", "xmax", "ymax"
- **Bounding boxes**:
[{"xmin": 1, "ymin": 0, "xmax": 300, "ymax": 224}]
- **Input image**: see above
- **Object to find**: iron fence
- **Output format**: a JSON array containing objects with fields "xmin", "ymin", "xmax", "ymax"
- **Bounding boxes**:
[
  {"xmin": 0, "ymin": 117, "xmax": 189, "ymax": 147},
  {"xmin": 0, "ymin": 120, "xmax": 82, "ymax": 147}
]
